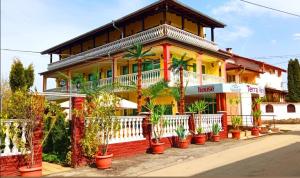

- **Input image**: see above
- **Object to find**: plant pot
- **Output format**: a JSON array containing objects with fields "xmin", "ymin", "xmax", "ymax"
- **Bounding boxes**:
[
  {"xmin": 19, "ymin": 165, "xmax": 42, "ymax": 177},
  {"xmin": 194, "ymin": 134, "xmax": 206, "ymax": 145},
  {"xmin": 251, "ymin": 127, "xmax": 260, "ymax": 136},
  {"xmin": 95, "ymin": 153, "xmax": 113, "ymax": 169},
  {"xmin": 151, "ymin": 142, "xmax": 165, "ymax": 154},
  {"xmin": 231, "ymin": 130, "xmax": 241, "ymax": 139},
  {"xmin": 178, "ymin": 139, "xmax": 189, "ymax": 149},
  {"xmin": 212, "ymin": 135, "xmax": 220, "ymax": 142}
]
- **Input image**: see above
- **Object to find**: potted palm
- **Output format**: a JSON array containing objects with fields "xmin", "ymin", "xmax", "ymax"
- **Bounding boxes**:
[
  {"xmin": 251, "ymin": 97, "xmax": 263, "ymax": 136},
  {"xmin": 194, "ymin": 127, "xmax": 206, "ymax": 145},
  {"xmin": 123, "ymin": 43, "xmax": 155, "ymax": 113},
  {"xmin": 251, "ymin": 110, "xmax": 262, "ymax": 136},
  {"xmin": 80, "ymin": 91, "xmax": 120, "ymax": 169},
  {"xmin": 231, "ymin": 116, "xmax": 242, "ymax": 139},
  {"xmin": 175, "ymin": 125, "xmax": 189, "ymax": 149},
  {"xmin": 168, "ymin": 53, "xmax": 193, "ymax": 114},
  {"xmin": 193, "ymin": 100, "xmax": 208, "ymax": 144},
  {"xmin": 212, "ymin": 123, "xmax": 221, "ymax": 142}
]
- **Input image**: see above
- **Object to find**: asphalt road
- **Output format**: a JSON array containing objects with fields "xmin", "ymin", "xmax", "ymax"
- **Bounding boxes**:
[{"xmin": 197, "ymin": 131, "xmax": 300, "ymax": 177}]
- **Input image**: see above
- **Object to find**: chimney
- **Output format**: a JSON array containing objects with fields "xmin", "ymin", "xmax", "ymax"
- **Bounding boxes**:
[{"xmin": 226, "ymin": 48, "xmax": 233, "ymax": 54}]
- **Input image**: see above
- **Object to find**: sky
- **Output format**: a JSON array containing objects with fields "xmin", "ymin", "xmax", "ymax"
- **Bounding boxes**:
[{"xmin": 1, "ymin": 0, "xmax": 300, "ymax": 91}]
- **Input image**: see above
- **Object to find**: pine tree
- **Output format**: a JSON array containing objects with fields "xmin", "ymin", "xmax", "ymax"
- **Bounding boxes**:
[
  {"xmin": 293, "ymin": 59, "xmax": 300, "ymax": 100},
  {"xmin": 9, "ymin": 59, "xmax": 26, "ymax": 92},
  {"xmin": 287, "ymin": 59, "xmax": 300, "ymax": 102},
  {"xmin": 24, "ymin": 64, "xmax": 34, "ymax": 89}
]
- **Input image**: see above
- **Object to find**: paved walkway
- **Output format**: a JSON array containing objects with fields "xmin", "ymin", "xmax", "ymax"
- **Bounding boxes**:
[
  {"xmin": 42, "ymin": 162, "xmax": 72, "ymax": 176},
  {"xmin": 46, "ymin": 124, "xmax": 300, "ymax": 177}
]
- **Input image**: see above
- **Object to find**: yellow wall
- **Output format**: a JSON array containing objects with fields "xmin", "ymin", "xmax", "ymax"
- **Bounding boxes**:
[
  {"xmin": 126, "ymin": 21, "xmax": 143, "ymax": 36},
  {"xmin": 95, "ymin": 34, "xmax": 107, "ymax": 47},
  {"xmin": 184, "ymin": 19, "xmax": 197, "ymax": 35},
  {"xmin": 144, "ymin": 12, "xmax": 163, "ymax": 29},
  {"xmin": 166, "ymin": 12, "xmax": 182, "ymax": 29}
]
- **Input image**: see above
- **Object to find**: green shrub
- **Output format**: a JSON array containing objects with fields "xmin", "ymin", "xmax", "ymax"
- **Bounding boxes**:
[
  {"xmin": 175, "ymin": 125, "xmax": 187, "ymax": 140},
  {"xmin": 42, "ymin": 153, "xmax": 61, "ymax": 164}
]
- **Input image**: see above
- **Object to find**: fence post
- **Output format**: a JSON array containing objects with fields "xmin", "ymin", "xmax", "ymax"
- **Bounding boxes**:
[
  {"xmin": 71, "ymin": 97, "xmax": 87, "ymax": 168},
  {"xmin": 218, "ymin": 111, "xmax": 228, "ymax": 139},
  {"xmin": 140, "ymin": 112, "xmax": 152, "ymax": 153}
]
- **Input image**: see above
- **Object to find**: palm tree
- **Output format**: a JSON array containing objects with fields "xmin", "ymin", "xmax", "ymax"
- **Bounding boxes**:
[
  {"xmin": 168, "ymin": 53, "xmax": 193, "ymax": 114},
  {"xmin": 123, "ymin": 43, "xmax": 155, "ymax": 113}
]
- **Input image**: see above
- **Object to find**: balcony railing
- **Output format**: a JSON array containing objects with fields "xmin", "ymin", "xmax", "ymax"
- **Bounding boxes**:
[
  {"xmin": 46, "ymin": 69, "xmax": 225, "ymax": 93},
  {"xmin": 48, "ymin": 24, "xmax": 218, "ymax": 71}
]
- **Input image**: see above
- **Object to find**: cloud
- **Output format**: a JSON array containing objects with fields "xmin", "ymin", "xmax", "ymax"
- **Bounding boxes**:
[
  {"xmin": 213, "ymin": 0, "xmax": 300, "ymax": 18},
  {"xmin": 219, "ymin": 26, "xmax": 253, "ymax": 42},
  {"xmin": 294, "ymin": 33, "xmax": 300, "ymax": 40}
]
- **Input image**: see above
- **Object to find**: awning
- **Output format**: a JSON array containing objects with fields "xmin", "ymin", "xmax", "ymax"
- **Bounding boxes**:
[{"xmin": 58, "ymin": 98, "xmax": 137, "ymax": 109}]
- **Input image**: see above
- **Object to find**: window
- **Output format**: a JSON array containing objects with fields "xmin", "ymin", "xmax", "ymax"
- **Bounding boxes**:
[
  {"xmin": 287, "ymin": 104, "xmax": 296, "ymax": 113},
  {"xmin": 227, "ymin": 75, "xmax": 236, "ymax": 83},
  {"xmin": 132, "ymin": 64, "xmax": 138, "ymax": 73},
  {"xmin": 192, "ymin": 63, "xmax": 197, "ymax": 72},
  {"xmin": 266, "ymin": 104, "xmax": 274, "ymax": 113},
  {"xmin": 107, "ymin": 69, "xmax": 112, "ymax": 78},
  {"xmin": 122, "ymin": 66, "xmax": 129, "ymax": 75},
  {"xmin": 202, "ymin": 65, "xmax": 206, "ymax": 74}
]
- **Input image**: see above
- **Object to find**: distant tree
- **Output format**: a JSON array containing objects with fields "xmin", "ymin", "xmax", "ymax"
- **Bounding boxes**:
[
  {"xmin": 9, "ymin": 59, "xmax": 34, "ymax": 92},
  {"xmin": 24, "ymin": 64, "xmax": 35, "ymax": 89},
  {"xmin": 287, "ymin": 59, "xmax": 300, "ymax": 102},
  {"xmin": 9, "ymin": 59, "xmax": 26, "ymax": 92}
]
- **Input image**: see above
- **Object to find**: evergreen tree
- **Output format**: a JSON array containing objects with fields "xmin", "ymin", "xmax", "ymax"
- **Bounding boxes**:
[
  {"xmin": 9, "ymin": 59, "xmax": 26, "ymax": 92},
  {"xmin": 293, "ymin": 59, "xmax": 300, "ymax": 100},
  {"xmin": 9, "ymin": 59, "xmax": 34, "ymax": 92},
  {"xmin": 287, "ymin": 59, "xmax": 300, "ymax": 102},
  {"xmin": 24, "ymin": 64, "xmax": 34, "ymax": 89}
]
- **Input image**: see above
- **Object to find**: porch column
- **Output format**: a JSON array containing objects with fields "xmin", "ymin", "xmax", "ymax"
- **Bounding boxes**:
[
  {"xmin": 42, "ymin": 75, "xmax": 47, "ymax": 92},
  {"xmin": 112, "ymin": 58, "xmax": 117, "ymax": 82},
  {"xmin": 66, "ymin": 70, "xmax": 71, "ymax": 91},
  {"xmin": 162, "ymin": 43, "xmax": 171, "ymax": 81},
  {"xmin": 71, "ymin": 97, "xmax": 87, "ymax": 168},
  {"xmin": 222, "ymin": 61, "xmax": 227, "ymax": 82},
  {"xmin": 197, "ymin": 52, "xmax": 203, "ymax": 85}
]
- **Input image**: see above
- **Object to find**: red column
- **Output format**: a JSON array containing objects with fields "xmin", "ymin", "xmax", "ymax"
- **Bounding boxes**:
[
  {"xmin": 162, "ymin": 44, "xmax": 171, "ymax": 81},
  {"xmin": 71, "ymin": 97, "xmax": 87, "ymax": 168},
  {"xmin": 216, "ymin": 93, "xmax": 228, "ymax": 138}
]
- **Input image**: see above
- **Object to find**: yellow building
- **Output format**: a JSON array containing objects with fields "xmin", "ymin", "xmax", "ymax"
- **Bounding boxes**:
[{"xmin": 41, "ymin": 0, "xmax": 232, "ymax": 115}]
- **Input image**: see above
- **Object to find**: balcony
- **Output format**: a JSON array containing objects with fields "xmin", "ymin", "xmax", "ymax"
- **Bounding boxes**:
[
  {"xmin": 48, "ymin": 24, "xmax": 219, "ymax": 71},
  {"xmin": 46, "ymin": 69, "xmax": 224, "ymax": 93}
]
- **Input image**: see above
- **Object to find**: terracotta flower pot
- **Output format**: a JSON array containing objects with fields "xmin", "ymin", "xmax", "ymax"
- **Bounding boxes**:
[
  {"xmin": 178, "ymin": 139, "xmax": 189, "ymax": 149},
  {"xmin": 231, "ymin": 130, "xmax": 241, "ymax": 139},
  {"xmin": 95, "ymin": 153, "xmax": 113, "ymax": 169},
  {"xmin": 19, "ymin": 165, "xmax": 42, "ymax": 177},
  {"xmin": 251, "ymin": 127, "xmax": 260, "ymax": 136},
  {"xmin": 212, "ymin": 135, "xmax": 220, "ymax": 142},
  {"xmin": 194, "ymin": 134, "xmax": 206, "ymax": 145},
  {"xmin": 151, "ymin": 142, "xmax": 165, "ymax": 154}
]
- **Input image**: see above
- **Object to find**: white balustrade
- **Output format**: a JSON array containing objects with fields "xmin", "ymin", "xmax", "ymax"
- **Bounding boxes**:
[
  {"xmin": 202, "ymin": 74, "xmax": 224, "ymax": 85},
  {"xmin": 152, "ymin": 115, "xmax": 190, "ymax": 138},
  {"xmin": 85, "ymin": 116, "xmax": 145, "ymax": 144},
  {"xmin": 170, "ymin": 70, "xmax": 200, "ymax": 87},
  {"xmin": 0, "ymin": 120, "xmax": 29, "ymax": 157},
  {"xmin": 194, "ymin": 114, "xmax": 223, "ymax": 133}
]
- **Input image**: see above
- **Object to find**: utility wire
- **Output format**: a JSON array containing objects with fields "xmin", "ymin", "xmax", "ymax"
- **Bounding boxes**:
[{"xmin": 240, "ymin": 0, "xmax": 300, "ymax": 18}]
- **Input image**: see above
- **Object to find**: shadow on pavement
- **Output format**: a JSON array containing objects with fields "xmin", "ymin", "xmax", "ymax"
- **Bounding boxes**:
[{"xmin": 195, "ymin": 142, "xmax": 300, "ymax": 177}]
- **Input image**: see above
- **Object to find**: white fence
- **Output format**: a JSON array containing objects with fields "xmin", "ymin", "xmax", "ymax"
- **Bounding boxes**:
[
  {"xmin": 194, "ymin": 114, "xmax": 223, "ymax": 133},
  {"xmin": 85, "ymin": 116, "xmax": 145, "ymax": 144},
  {"xmin": 152, "ymin": 115, "xmax": 190, "ymax": 138},
  {"xmin": 0, "ymin": 119, "xmax": 28, "ymax": 157}
]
